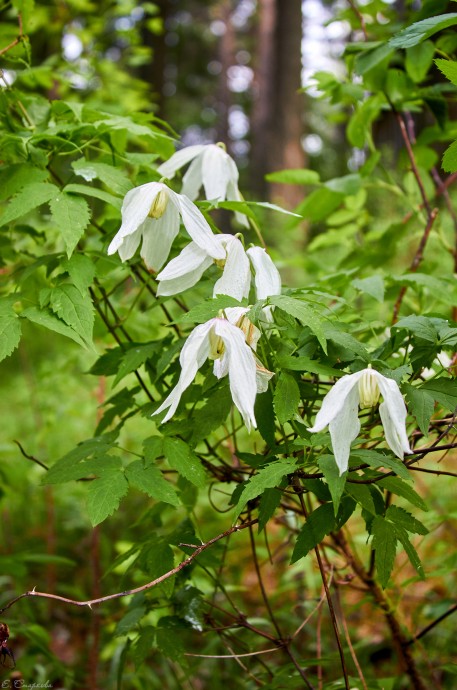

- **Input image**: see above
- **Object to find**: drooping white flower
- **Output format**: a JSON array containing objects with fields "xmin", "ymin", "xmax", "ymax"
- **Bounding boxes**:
[
  {"xmin": 157, "ymin": 143, "xmax": 249, "ymax": 227},
  {"xmin": 246, "ymin": 246, "xmax": 281, "ymax": 320},
  {"xmin": 107, "ymin": 181, "xmax": 225, "ymax": 271},
  {"xmin": 224, "ymin": 307, "xmax": 274, "ymax": 392},
  {"xmin": 156, "ymin": 234, "xmax": 251, "ymax": 301},
  {"xmin": 153, "ymin": 316, "xmax": 271, "ymax": 430},
  {"xmin": 307, "ymin": 366, "xmax": 412, "ymax": 475}
]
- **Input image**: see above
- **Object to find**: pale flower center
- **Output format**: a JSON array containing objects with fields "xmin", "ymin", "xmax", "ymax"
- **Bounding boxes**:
[
  {"xmin": 148, "ymin": 188, "xmax": 169, "ymax": 219},
  {"xmin": 209, "ymin": 328, "xmax": 225, "ymax": 360},
  {"xmin": 234, "ymin": 314, "xmax": 257, "ymax": 348},
  {"xmin": 358, "ymin": 369, "xmax": 380, "ymax": 409}
]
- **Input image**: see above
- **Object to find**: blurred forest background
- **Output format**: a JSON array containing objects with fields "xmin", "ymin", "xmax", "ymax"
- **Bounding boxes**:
[{"xmin": 1, "ymin": 1, "xmax": 457, "ymax": 689}]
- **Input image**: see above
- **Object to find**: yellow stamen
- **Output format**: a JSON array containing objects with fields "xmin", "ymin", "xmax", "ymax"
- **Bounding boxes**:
[
  {"xmin": 358, "ymin": 367, "xmax": 380, "ymax": 409},
  {"xmin": 148, "ymin": 188, "xmax": 169, "ymax": 219}
]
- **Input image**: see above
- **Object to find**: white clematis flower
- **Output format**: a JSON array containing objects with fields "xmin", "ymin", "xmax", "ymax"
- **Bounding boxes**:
[
  {"xmin": 153, "ymin": 316, "xmax": 272, "ymax": 430},
  {"xmin": 307, "ymin": 366, "xmax": 412, "ymax": 475},
  {"xmin": 246, "ymin": 246, "xmax": 281, "ymax": 320},
  {"xmin": 157, "ymin": 143, "xmax": 249, "ymax": 227},
  {"xmin": 156, "ymin": 234, "xmax": 251, "ymax": 301},
  {"xmin": 107, "ymin": 181, "xmax": 225, "ymax": 271}
]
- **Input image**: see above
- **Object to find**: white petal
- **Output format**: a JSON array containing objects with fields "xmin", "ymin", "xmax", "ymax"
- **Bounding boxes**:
[
  {"xmin": 226, "ymin": 160, "xmax": 249, "ymax": 228},
  {"xmin": 113, "ymin": 228, "xmax": 141, "ymax": 261},
  {"xmin": 214, "ymin": 319, "xmax": 257, "ymax": 431},
  {"xmin": 157, "ymin": 145, "xmax": 205, "ymax": 179},
  {"xmin": 201, "ymin": 146, "xmax": 231, "ymax": 200},
  {"xmin": 213, "ymin": 352, "xmax": 229, "ymax": 379},
  {"xmin": 213, "ymin": 236, "xmax": 251, "ymax": 301},
  {"xmin": 375, "ymin": 372, "xmax": 412, "ymax": 458},
  {"xmin": 255, "ymin": 359, "xmax": 274, "ymax": 393},
  {"xmin": 223, "ymin": 307, "xmax": 250, "ymax": 325},
  {"xmin": 171, "ymin": 192, "xmax": 225, "ymax": 260},
  {"xmin": 153, "ymin": 320, "xmax": 214, "ymax": 422},
  {"xmin": 307, "ymin": 370, "xmax": 364, "ymax": 433},
  {"xmin": 139, "ymin": 202, "xmax": 180, "ymax": 271},
  {"xmin": 115, "ymin": 182, "xmax": 164, "ymax": 242},
  {"xmin": 182, "ymin": 156, "xmax": 204, "ymax": 200},
  {"xmin": 156, "ymin": 243, "xmax": 213, "ymax": 295},
  {"xmin": 246, "ymin": 246, "xmax": 282, "ymax": 300},
  {"xmin": 328, "ymin": 385, "xmax": 361, "ymax": 475}
]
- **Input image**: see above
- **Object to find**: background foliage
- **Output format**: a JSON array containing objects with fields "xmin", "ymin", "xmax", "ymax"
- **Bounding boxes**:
[{"xmin": 0, "ymin": 1, "xmax": 456, "ymax": 689}]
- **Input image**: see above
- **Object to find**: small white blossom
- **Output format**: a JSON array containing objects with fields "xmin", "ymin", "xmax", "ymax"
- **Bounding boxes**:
[
  {"xmin": 307, "ymin": 366, "xmax": 412, "ymax": 475},
  {"xmin": 157, "ymin": 143, "xmax": 249, "ymax": 227},
  {"xmin": 156, "ymin": 234, "xmax": 251, "ymax": 301},
  {"xmin": 107, "ymin": 181, "xmax": 224, "ymax": 271},
  {"xmin": 246, "ymin": 246, "xmax": 281, "ymax": 320},
  {"xmin": 153, "ymin": 316, "xmax": 272, "ymax": 430}
]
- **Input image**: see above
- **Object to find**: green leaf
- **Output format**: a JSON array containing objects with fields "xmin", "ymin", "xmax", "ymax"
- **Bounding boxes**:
[
  {"xmin": 323, "ymin": 326, "xmax": 369, "ymax": 358},
  {"xmin": 87, "ymin": 470, "xmax": 129, "ymax": 526},
  {"xmin": 50, "ymin": 284, "xmax": 94, "ymax": 346},
  {"xmin": 21, "ymin": 307, "xmax": 87, "ymax": 348},
  {"xmin": 163, "ymin": 438, "xmax": 206, "ymax": 488},
  {"xmin": 346, "ymin": 483, "xmax": 377, "ymax": 515},
  {"xmin": 0, "ymin": 182, "xmax": 59, "ymax": 227},
  {"xmin": 291, "ymin": 503, "xmax": 335, "ymax": 563},
  {"xmin": 419, "ymin": 377, "xmax": 457, "ymax": 412},
  {"xmin": 378, "ymin": 477, "xmax": 428, "ymax": 512},
  {"xmin": 0, "ymin": 164, "xmax": 49, "ymax": 202},
  {"xmin": 0, "ymin": 299, "xmax": 21, "ymax": 362},
  {"xmin": 386, "ymin": 505, "xmax": 428, "ymax": 535},
  {"xmin": 138, "ymin": 539, "xmax": 175, "ymax": 596},
  {"xmin": 404, "ymin": 383, "xmax": 435, "ymax": 436},
  {"xmin": 234, "ymin": 458, "xmax": 296, "ymax": 521},
  {"xmin": 191, "ymin": 385, "xmax": 232, "ymax": 442},
  {"xmin": 351, "ymin": 275, "xmax": 385, "ymax": 303},
  {"xmin": 318, "ymin": 455, "xmax": 346, "ymax": 515},
  {"xmin": 274, "ymin": 372, "xmax": 300, "ymax": 424},
  {"xmin": 393, "ymin": 315, "xmax": 438, "ymax": 342},
  {"xmin": 113, "ymin": 342, "xmax": 160, "ymax": 386},
  {"xmin": 258, "ymin": 487, "xmax": 283, "ymax": 532},
  {"xmin": 265, "ymin": 169, "xmax": 320, "ymax": 185},
  {"xmin": 125, "ymin": 460, "xmax": 180, "ymax": 506},
  {"xmin": 355, "ymin": 42, "xmax": 394, "ymax": 75},
  {"xmin": 389, "ymin": 13, "xmax": 457, "ymax": 49},
  {"xmin": 43, "ymin": 435, "xmax": 118, "ymax": 484},
  {"xmin": 276, "ymin": 354, "xmax": 343, "ymax": 378},
  {"xmin": 72, "ymin": 158, "xmax": 133, "ymax": 196},
  {"xmin": 116, "ymin": 607, "xmax": 146, "ymax": 636},
  {"xmin": 394, "ymin": 525, "xmax": 425, "ymax": 578},
  {"xmin": 64, "ymin": 183, "xmax": 123, "ymax": 210},
  {"xmin": 435, "ymin": 57, "xmax": 457, "ymax": 86},
  {"xmin": 179, "ymin": 295, "xmax": 243, "ymax": 324},
  {"xmin": 269, "ymin": 295, "xmax": 327, "ymax": 353},
  {"xmin": 49, "ymin": 193, "xmax": 91, "ymax": 258},
  {"xmin": 352, "ymin": 450, "xmax": 411, "ymax": 481},
  {"xmin": 405, "ymin": 41, "xmax": 435, "ymax": 82},
  {"xmin": 442, "ymin": 139, "xmax": 457, "ymax": 173},
  {"xmin": 324, "ymin": 174, "xmax": 361, "ymax": 195},
  {"xmin": 62, "ymin": 254, "xmax": 96, "ymax": 295},
  {"xmin": 255, "ymin": 387, "xmax": 276, "ymax": 446},
  {"xmin": 371, "ymin": 515, "xmax": 397, "ymax": 588}
]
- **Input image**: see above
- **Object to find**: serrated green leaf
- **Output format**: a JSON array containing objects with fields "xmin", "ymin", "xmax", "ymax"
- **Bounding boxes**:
[
  {"xmin": 372, "ymin": 515, "xmax": 397, "ymax": 588},
  {"xmin": 133, "ymin": 626, "xmax": 156, "ymax": 667},
  {"xmin": 258, "ymin": 487, "xmax": 283, "ymax": 532},
  {"xmin": 405, "ymin": 41, "xmax": 435, "ymax": 82},
  {"xmin": 44, "ymin": 436, "xmax": 118, "ymax": 484},
  {"xmin": 163, "ymin": 438, "xmax": 206, "ymax": 488},
  {"xmin": 64, "ymin": 183, "xmax": 123, "ymax": 209},
  {"xmin": 351, "ymin": 275, "xmax": 385, "ymax": 303},
  {"xmin": 49, "ymin": 193, "xmax": 91, "ymax": 258},
  {"xmin": 0, "ymin": 164, "xmax": 49, "ymax": 202},
  {"xmin": 269, "ymin": 295, "xmax": 327, "ymax": 353},
  {"xmin": 0, "ymin": 182, "xmax": 59, "ymax": 227},
  {"xmin": 233, "ymin": 458, "xmax": 296, "ymax": 521},
  {"xmin": 50, "ymin": 284, "xmax": 94, "ymax": 346},
  {"xmin": 72, "ymin": 158, "xmax": 133, "ymax": 196},
  {"xmin": 419, "ymin": 377, "xmax": 457, "ymax": 412},
  {"xmin": 394, "ymin": 525, "xmax": 425, "ymax": 578},
  {"xmin": 191, "ymin": 385, "xmax": 232, "ymax": 442},
  {"xmin": 116, "ymin": 607, "xmax": 146, "ymax": 636},
  {"xmin": 265, "ymin": 169, "xmax": 320, "ymax": 185},
  {"xmin": 393, "ymin": 315, "xmax": 438, "ymax": 342},
  {"xmin": 386, "ymin": 505, "xmax": 428, "ymax": 535},
  {"xmin": 255, "ymin": 387, "xmax": 276, "ymax": 446},
  {"xmin": 435, "ymin": 58, "xmax": 457, "ymax": 86},
  {"xmin": 86, "ymin": 470, "xmax": 129, "ymax": 526},
  {"xmin": 114, "ymin": 342, "xmax": 160, "ymax": 386},
  {"xmin": 138, "ymin": 539, "xmax": 175, "ymax": 596},
  {"xmin": 404, "ymin": 383, "xmax": 435, "ymax": 436},
  {"xmin": 276, "ymin": 354, "xmax": 343, "ymax": 378},
  {"xmin": 390, "ymin": 13, "xmax": 457, "ymax": 49},
  {"xmin": 125, "ymin": 459, "xmax": 180, "ymax": 506},
  {"xmin": 378, "ymin": 477, "xmax": 428, "ymax": 511},
  {"xmin": 352, "ymin": 450, "xmax": 411, "ymax": 481},
  {"xmin": 442, "ymin": 139, "xmax": 457, "ymax": 173},
  {"xmin": 323, "ymin": 326, "xmax": 369, "ymax": 358},
  {"xmin": 291, "ymin": 503, "xmax": 335, "ymax": 563},
  {"xmin": 0, "ymin": 304, "xmax": 21, "ymax": 362},
  {"xmin": 21, "ymin": 306, "xmax": 87, "ymax": 348},
  {"xmin": 274, "ymin": 372, "xmax": 300, "ymax": 424},
  {"xmin": 318, "ymin": 455, "xmax": 346, "ymax": 515},
  {"xmin": 62, "ymin": 254, "xmax": 96, "ymax": 295},
  {"xmin": 143, "ymin": 436, "xmax": 164, "ymax": 463},
  {"xmin": 346, "ymin": 483, "xmax": 377, "ymax": 515}
]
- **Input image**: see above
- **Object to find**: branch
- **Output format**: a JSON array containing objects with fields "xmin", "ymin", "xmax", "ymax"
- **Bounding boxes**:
[
  {"xmin": 0, "ymin": 520, "xmax": 257, "ymax": 615},
  {"xmin": 407, "ymin": 602, "xmax": 457, "ymax": 646}
]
